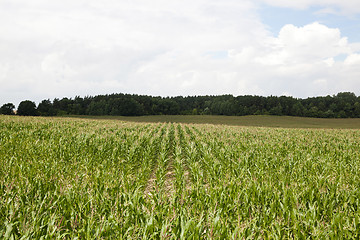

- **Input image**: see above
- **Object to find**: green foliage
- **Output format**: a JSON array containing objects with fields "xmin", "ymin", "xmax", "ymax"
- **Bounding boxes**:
[
  {"xmin": 0, "ymin": 103, "xmax": 15, "ymax": 115},
  {"xmin": 1, "ymin": 115, "xmax": 360, "ymax": 238},
  {"xmin": 9, "ymin": 92, "xmax": 360, "ymax": 118},
  {"xmin": 17, "ymin": 100, "xmax": 37, "ymax": 116},
  {"xmin": 37, "ymin": 99, "xmax": 56, "ymax": 116},
  {"xmin": 70, "ymin": 115, "xmax": 360, "ymax": 129}
]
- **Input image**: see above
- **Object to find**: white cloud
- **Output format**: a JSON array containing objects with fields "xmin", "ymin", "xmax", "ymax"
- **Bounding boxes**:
[
  {"xmin": 255, "ymin": 22, "xmax": 350, "ymax": 65},
  {"xmin": 0, "ymin": 0, "xmax": 266, "ymax": 105},
  {"xmin": 0, "ymin": 1, "xmax": 360, "ymax": 107},
  {"xmin": 228, "ymin": 22, "xmax": 360, "ymax": 97},
  {"xmin": 344, "ymin": 54, "xmax": 360, "ymax": 65},
  {"xmin": 259, "ymin": 0, "xmax": 360, "ymax": 14}
]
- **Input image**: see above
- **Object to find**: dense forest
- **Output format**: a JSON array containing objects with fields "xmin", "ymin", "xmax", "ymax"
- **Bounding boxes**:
[{"xmin": 1, "ymin": 92, "xmax": 360, "ymax": 118}]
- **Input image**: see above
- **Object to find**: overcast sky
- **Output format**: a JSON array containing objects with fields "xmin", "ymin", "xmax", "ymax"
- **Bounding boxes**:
[{"xmin": 1, "ymin": 0, "xmax": 360, "ymax": 106}]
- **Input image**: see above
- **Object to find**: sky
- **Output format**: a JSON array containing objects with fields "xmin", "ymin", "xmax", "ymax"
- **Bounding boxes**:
[{"xmin": 1, "ymin": 0, "xmax": 360, "ymax": 106}]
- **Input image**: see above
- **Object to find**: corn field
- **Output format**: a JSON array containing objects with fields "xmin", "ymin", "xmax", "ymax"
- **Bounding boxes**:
[{"xmin": 1, "ymin": 116, "xmax": 360, "ymax": 239}]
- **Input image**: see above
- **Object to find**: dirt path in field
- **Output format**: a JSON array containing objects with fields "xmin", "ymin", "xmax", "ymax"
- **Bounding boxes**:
[
  {"xmin": 144, "ymin": 162, "xmax": 176, "ymax": 197},
  {"xmin": 163, "ymin": 168, "xmax": 176, "ymax": 196},
  {"xmin": 144, "ymin": 167, "xmax": 157, "ymax": 195}
]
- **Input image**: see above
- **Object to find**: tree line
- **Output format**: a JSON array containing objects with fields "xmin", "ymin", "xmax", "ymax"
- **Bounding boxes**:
[{"xmin": 1, "ymin": 92, "xmax": 360, "ymax": 118}]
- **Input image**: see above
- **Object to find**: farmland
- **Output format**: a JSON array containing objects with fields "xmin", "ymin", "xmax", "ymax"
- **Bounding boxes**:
[
  {"xmin": 68, "ymin": 114, "xmax": 360, "ymax": 129},
  {"xmin": 1, "ymin": 115, "xmax": 360, "ymax": 239}
]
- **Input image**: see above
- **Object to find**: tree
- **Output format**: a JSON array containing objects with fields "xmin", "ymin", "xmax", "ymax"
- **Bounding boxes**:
[
  {"xmin": 290, "ymin": 102, "xmax": 304, "ymax": 116},
  {"xmin": 336, "ymin": 92, "xmax": 356, "ymax": 103},
  {"xmin": 17, "ymin": 100, "xmax": 37, "ymax": 116},
  {"xmin": 11, "ymin": 92, "xmax": 360, "ymax": 118},
  {"xmin": 307, "ymin": 106, "xmax": 320, "ymax": 118},
  {"xmin": 269, "ymin": 103, "xmax": 283, "ymax": 116},
  {"xmin": 0, "ymin": 103, "xmax": 15, "ymax": 115},
  {"xmin": 37, "ymin": 99, "xmax": 56, "ymax": 116},
  {"xmin": 354, "ymin": 102, "xmax": 360, "ymax": 117},
  {"xmin": 87, "ymin": 100, "xmax": 107, "ymax": 116}
]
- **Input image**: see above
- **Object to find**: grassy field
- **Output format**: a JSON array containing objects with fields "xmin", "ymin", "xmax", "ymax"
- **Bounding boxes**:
[
  {"xmin": 1, "ymin": 115, "xmax": 360, "ymax": 238},
  {"xmin": 67, "ymin": 115, "xmax": 360, "ymax": 129}
]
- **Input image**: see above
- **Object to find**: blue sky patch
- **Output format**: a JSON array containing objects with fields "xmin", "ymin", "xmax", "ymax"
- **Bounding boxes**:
[
  {"xmin": 259, "ymin": 4, "xmax": 360, "ymax": 42},
  {"xmin": 205, "ymin": 50, "xmax": 228, "ymax": 59},
  {"xmin": 334, "ymin": 53, "xmax": 348, "ymax": 62}
]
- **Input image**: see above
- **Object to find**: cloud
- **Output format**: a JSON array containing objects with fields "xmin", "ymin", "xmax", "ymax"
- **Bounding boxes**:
[
  {"xmin": 0, "ymin": 1, "xmax": 359, "ymax": 107},
  {"xmin": 0, "ymin": 0, "xmax": 266, "ymax": 105},
  {"xmin": 259, "ymin": 0, "xmax": 360, "ymax": 15},
  {"xmin": 227, "ymin": 22, "xmax": 360, "ymax": 97},
  {"xmin": 255, "ymin": 22, "xmax": 350, "ymax": 65},
  {"xmin": 344, "ymin": 53, "xmax": 360, "ymax": 65}
]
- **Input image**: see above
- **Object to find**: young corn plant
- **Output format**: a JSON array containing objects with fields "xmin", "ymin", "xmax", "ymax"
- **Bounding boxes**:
[{"xmin": 1, "ymin": 116, "xmax": 360, "ymax": 239}]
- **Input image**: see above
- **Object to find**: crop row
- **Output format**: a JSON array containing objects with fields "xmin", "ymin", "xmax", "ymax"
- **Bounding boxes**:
[{"xmin": 1, "ymin": 116, "xmax": 360, "ymax": 239}]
